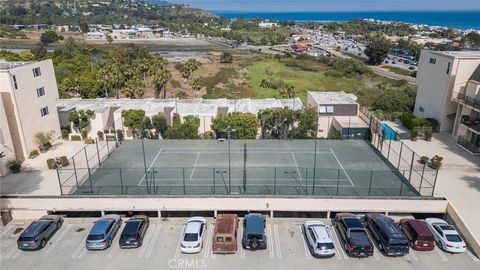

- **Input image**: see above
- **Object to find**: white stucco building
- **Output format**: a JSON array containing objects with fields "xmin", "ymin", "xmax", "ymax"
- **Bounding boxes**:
[
  {"xmin": 0, "ymin": 60, "xmax": 61, "ymax": 175},
  {"xmin": 414, "ymin": 50, "xmax": 480, "ymax": 154}
]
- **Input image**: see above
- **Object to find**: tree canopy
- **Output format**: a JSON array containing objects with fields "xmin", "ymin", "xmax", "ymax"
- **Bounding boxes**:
[
  {"xmin": 365, "ymin": 37, "xmax": 392, "ymax": 65},
  {"xmin": 211, "ymin": 112, "xmax": 259, "ymax": 139},
  {"xmin": 121, "ymin": 109, "xmax": 146, "ymax": 137}
]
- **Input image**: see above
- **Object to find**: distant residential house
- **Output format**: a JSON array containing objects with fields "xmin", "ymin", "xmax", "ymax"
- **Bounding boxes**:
[
  {"xmin": 111, "ymin": 29, "xmax": 137, "ymax": 39},
  {"xmin": 259, "ymin": 21, "xmax": 278, "ymax": 28},
  {"xmin": 84, "ymin": 32, "xmax": 107, "ymax": 40}
]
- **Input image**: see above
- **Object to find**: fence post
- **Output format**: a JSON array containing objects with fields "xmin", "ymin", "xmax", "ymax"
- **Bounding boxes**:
[
  {"xmin": 336, "ymin": 169, "xmax": 340, "ymax": 195},
  {"xmin": 95, "ymin": 138, "xmax": 101, "ymax": 165},
  {"xmin": 213, "ymin": 168, "xmax": 215, "ymax": 195},
  {"xmin": 84, "ymin": 147, "xmax": 94, "ymax": 194},
  {"xmin": 399, "ymin": 181, "xmax": 404, "ymax": 196},
  {"xmin": 408, "ymin": 151, "xmax": 415, "ymax": 182},
  {"xmin": 387, "ymin": 139, "xmax": 392, "ymax": 160},
  {"xmin": 152, "ymin": 168, "xmax": 156, "ymax": 195},
  {"xmin": 431, "ymin": 170, "xmax": 439, "ymax": 196},
  {"xmin": 72, "ymin": 156, "xmax": 79, "ymax": 188},
  {"xmin": 419, "ymin": 162, "xmax": 426, "ymax": 195},
  {"xmin": 183, "ymin": 168, "xmax": 186, "ymax": 195},
  {"xmin": 56, "ymin": 168, "xmax": 63, "ymax": 195},
  {"xmin": 305, "ymin": 168, "xmax": 308, "ymax": 195},
  {"xmin": 368, "ymin": 170, "xmax": 373, "ymax": 196},
  {"xmin": 274, "ymin": 167, "xmax": 277, "ymax": 195},
  {"xmin": 106, "ymin": 138, "xmax": 110, "ymax": 155},
  {"xmin": 119, "ymin": 168, "xmax": 123, "ymax": 195},
  {"xmin": 397, "ymin": 142, "xmax": 404, "ymax": 170}
]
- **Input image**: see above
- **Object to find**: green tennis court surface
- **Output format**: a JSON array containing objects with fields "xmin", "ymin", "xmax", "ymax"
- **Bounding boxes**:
[{"xmin": 63, "ymin": 140, "xmax": 419, "ymax": 196}]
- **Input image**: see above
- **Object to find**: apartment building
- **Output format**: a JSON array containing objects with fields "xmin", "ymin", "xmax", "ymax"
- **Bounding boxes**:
[
  {"xmin": 307, "ymin": 91, "xmax": 370, "ymax": 139},
  {"xmin": 0, "ymin": 60, "xmax": 61, "ymax": 174},
  {"xmin": 414, "ymin": 50, "xmax": 480, "ymax": 154}
]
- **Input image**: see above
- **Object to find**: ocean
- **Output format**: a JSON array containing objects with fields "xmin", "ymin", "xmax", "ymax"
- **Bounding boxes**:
[{"xmin": 210, "ymin": 11, "xmax": 480, "ymax": 30}]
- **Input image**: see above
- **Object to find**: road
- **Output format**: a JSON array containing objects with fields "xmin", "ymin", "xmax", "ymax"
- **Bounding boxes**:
[{"xmin": 368, "ymin": 65, "xmax": 417, "ymax": 85}]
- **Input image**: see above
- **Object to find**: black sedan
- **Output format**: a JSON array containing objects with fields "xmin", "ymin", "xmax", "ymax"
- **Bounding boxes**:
[{"xmin": 119, "ymin": 215, "xmax": 150, "ymax": 248}]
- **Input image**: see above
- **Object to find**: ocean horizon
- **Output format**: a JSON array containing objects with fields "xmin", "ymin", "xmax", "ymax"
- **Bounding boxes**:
[{"xmin": 210, "ymin": 10, "xmax": 480, "ymax": 30}]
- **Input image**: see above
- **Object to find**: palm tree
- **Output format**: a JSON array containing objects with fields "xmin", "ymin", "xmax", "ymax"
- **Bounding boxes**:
[
  {"xmin": 280, "ymin": 83, "xmax": 295, "ymax": 98},
  {"xmin": 153, "ymin": 67, "xmax": 172, "ymax": 99},
  {"xmin": 190, "ymin": 77, "xmax": 204, "ymax": 97}
]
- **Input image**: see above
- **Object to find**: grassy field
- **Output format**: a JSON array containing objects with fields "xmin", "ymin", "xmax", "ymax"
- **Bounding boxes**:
[{"xmin": 384, "ymin": 65, "xmax": 416, "ymax": 77}]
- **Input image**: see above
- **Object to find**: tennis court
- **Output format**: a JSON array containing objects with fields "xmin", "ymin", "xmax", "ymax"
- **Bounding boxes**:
[{"xmin": 59, "ymin": 139, "xmax": 420, "ymax": 196}]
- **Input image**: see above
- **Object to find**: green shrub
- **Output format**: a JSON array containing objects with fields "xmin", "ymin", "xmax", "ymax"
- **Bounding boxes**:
[
  {"xmin": 116, "ymin": 130, "xmax": 124, "ymax": 141},
  {"xmin": 399, "ymin": 112, "xmax": 415, "ymax": 129},
  {"xmin": 61, "ymin": 129, "xmax": 69, "ymax": 140},
  {"xmin": 419, "ymin": 156, "xmax": 429, "ymax": 164},
  {"xmin": 429, "ymin": 155, "xmax": 443, "ymax": 170},
  {"xmin": 97, "ymin": 131, "xmax": 104, "ymax": 141},
  {"xmin": 35, "ymin": 131, "xmax": 53, "ymax": 152},
  {"xmin": 80, "ymin": 130, "xmax": 88, "ymax": 140},
  {"xmin": 70, "ymin": 135, "xmax": 81, "ymax": 141},
  {"xmin": 424, "ymin": 130, "xmax": 433, "ymax": 141},
  {"xmin": 58, "ymin": 156, "xmax": 69, "ymax": 167},
  {"xmin": 8, "ymin": 157, "xmax": 23, "ymax": 173},
  {"xmin": 84, "ymin": 137, "xmax": 95, "ymax": 144},
  {"xmin": 46, "ymin": 158, "xmax": 57, "ymax": 169},
  {"xmin": 412, "ymin": 118, "xmax": 428, "ymax": 128},
  {"xmin": 29, "ymin": 150, "xmax": 39, "ymax": 159}
]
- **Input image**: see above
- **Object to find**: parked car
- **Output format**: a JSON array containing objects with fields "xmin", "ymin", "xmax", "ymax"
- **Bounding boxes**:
[
  {"xmin": 180, "ymin": 217, "xmax": 207, "ymax": 254},
  {"xmin": 303, "ymin": 220, "xmax": 335, "ymax": 258},
  {"xmin": 242, "ymin": 213, "xmax": 267, "ymax": 250},
  {"xmin": 364, "ymin": 213, "xmax": 409, "ymax": 256},
  {"xmin": 212, "ymin": 214, "xmax": 238, "ymax": 254},
  {"xmin": 17, "ymin": 215, "xmax": 63, "ymax": 250},
  {"xmin": 86, "ymin": 214, "xmax": 122, "ymax": 250},
  {"xmin": 425, "ymin": 218, "xmax": 467, "ymax": 253},
  {"xmin": 409, "ymin": 66, "xmax": 416, "ymax": 71},
  {"xmin": 399, "ymin": 218, "xmax": 435, "ymax": 251},
  {"xmin": 334, "ymin": 213, "xmax": 374, "ymax": 257},
  {"xmin": 119, "ymin": 215, "xmax": 150, "ymax": 249}
]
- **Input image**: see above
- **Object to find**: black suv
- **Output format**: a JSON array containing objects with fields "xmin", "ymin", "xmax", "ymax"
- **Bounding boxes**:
[
  {"xmin": 364, "ymin": 213, "xmax": 409, "ymax": 256},
  {"xmin": 241, "ymin": 213, "xmax": 267, "ymax": 250},
  {"xmin": 334, "ymin": 213, "xmax": 374, "ymax": 257}
]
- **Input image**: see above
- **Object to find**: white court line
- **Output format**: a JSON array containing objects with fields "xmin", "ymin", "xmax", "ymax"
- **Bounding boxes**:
[
  {"xmin": 145, "ymin": 223, "xmax": 162, "ymax": 258},
  {"xmin": 329, "ymin": 148, "xmax": 354, "ymax": 187},
  {"xmin": 434, "ymin": 246, "xmax": 448, "ymax": 262},
  {"xmin": 146, "ymin": 178, "xmax": 350, "ymax": 182},
  {"xmin": 274, "ymin": 224, "xmax": 282, "ymax": 259},
  {"xmin": 137, "ymin": 148, "xmax": 163, "ymax": 186},
  {"xmin": 189, "ymin": 153, "xmax": 201, "ymax": 181},
  {"xmin": 203, "ymin": 226, "xmax": 213, "ymax": 259},
  {"xmin": 267, "ymin": 224, "xmax": 274, "ymax": 259},
  {"xmin": 42, "ymin": 224, "xmax": 73, "ymax": 258},
  {"xmin": 138, "ymin": 224, "xmax": 156, "ymax": 258},
  {"xmin": 291, "ymin": 152, "xmax": 304, "ymax": 182},
  {"xmin": 330, "ymin": 226, "xmax": 348, "ymax": 260},
  {"xmin": 299, "ymin": 225, "xmax": 312, "ymax": 260},
  {"xmin": 467, "ymin": 250, "xmax": 480, "ymax": 262}
]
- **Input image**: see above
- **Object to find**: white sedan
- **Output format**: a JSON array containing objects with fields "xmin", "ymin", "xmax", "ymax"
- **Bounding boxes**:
[
  {"xmin": 180, "ymin": 217, "xmax": 207, "ymax": 254},
  {"xmin": 425, "ymin": 218, "xmax": 466, "ymax": 253}
]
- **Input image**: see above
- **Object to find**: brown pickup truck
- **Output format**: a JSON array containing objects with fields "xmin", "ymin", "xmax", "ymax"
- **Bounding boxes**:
[{"xmin": 212, "ymin": 214, "xmax": 238, "ymax": 254}]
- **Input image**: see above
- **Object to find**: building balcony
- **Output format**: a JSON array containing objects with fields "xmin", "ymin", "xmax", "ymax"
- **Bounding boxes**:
[
  {"xmin": 457, "ymin": 135, "xmax": 480, "ymax": 154},
  {"xmin": 457, "ymin": 93, "xmax": 480, "ymax": 111},
  {"xmin": 460, "ymin": 116, "xmax": 480, "ymax": 133}
]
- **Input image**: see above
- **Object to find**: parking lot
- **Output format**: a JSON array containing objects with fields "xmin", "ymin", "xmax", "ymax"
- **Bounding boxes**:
[{"xmin": 1, "ymin": 217, "xmax": 479, "ymax": 270}]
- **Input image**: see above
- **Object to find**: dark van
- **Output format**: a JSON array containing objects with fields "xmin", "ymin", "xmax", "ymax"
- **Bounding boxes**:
[
  {"xmin": 399, "ymin": 219, "xmax": 435, "ymax": 251},
  {"xmin": 365, "ymin": 213, "xmax": 409, "ymax": 256}
]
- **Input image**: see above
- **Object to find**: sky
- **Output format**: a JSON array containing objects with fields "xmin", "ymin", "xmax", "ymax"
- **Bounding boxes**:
[{"xmin": 169, "ymin": 0, "xmax": 480, "ymax": 11}]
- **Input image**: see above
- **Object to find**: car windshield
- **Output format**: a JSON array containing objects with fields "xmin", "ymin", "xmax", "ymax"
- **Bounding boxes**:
[
  {"xmin": 18, "ymin": 236, "xmax": 34, "ymax": 242},
  {"xmin": 87, "ymin": 234, "xmax": 105, "ymax": 241},
  {"xmin": 445, "ymin": 234, "xmax": 463, "ymax": 242},
  {"xmin": 317, "ymin": 243, "xmax": 335, "ymax": 249},
  {"xmin": 183, "ymin": 233, "xmax": 198, "ymax": 242},
  {"xmin": 247, "ymin": 234, "xmax": 263, "ymax": 240}
]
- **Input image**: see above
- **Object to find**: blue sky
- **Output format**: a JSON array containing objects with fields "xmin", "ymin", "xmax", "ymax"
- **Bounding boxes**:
[{"xmin": 170, "ymin": 0, "xmax": 480, "ymax": 11}]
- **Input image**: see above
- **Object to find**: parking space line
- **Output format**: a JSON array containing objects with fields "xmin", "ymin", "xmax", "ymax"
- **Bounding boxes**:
[
  {"xmin": 71, "ymin": 235, "xmax": 88, "ymax": 259},
  {"xmin": 434, "ymin": 246, "xmax": 448, "ymax": 262},
  {"xmin": 0, "ymin": 223, "xmax": 15, "ymax": 239},
  {"xmin": 10, "ymin": 248, "xmax": 22, "ymax": 259},
  {"xmin": 466, "ymin": 250, "xmax": 480, "ymax": 262},
  {"xmin": 42, "ymin": 224, "xmax": 73, "ymax": 259},
  {"xmin": 408, "ymin": 250, "xmax": 418, "ymax": 261},
  {"xmin": 267, "ymin": 224, "xmax": 274, "ymax": 259},
  {"xmin": 298, "ymin": 225, "xmax": 312, "ymax": 260},
  {"xmin": 138, "ymin": 224, "xmax": 156, "ymax": 258},
  {"xmin": 107, "ymin": 239, "xmax": 121, "ymax": 259},
  {"xmin": 174, "ymin": 228, "xmax": 184, "ymax": 259},
  {"xmin": 372, "ymin": 247, "xmax": 381, "ymax": 261},
  {"xmin": 203, "ymin": 225, "xmax": 213, "ymax": 259},
  {"xmin": 4, "ymin": 246, "xmax": 20, "ymax": 259},
  {"xmin": 330, "ymin": 226, "xmax": 348, "ymax": 260},
  {"xmin": 145, "ymin": 223, "xmax": 162, "ymax": 258},
  {"xmin": 240, "ymin": 243, "xmax": 246, "ymax": 259},
  {"xmin": 327, "ymin": 226, "xmax": 342, "ymax": 260},
  {"xmin": 274, "ymin": 224, "xmax": 282, "ymax": 259}
]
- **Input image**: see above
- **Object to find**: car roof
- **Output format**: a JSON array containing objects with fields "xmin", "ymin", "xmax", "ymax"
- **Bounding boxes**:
[
  {"xmin": 344, "ymin": 218, "xmax": 364, "ymax": 228},
  {"xmin": 90, "ymin": 219, "xmax": 112, "ymax": 234},
  {"xmin": 245, "ymin": 214, "xmax": 264, "ymax": 234},
  {"xmin": 185, "ymin": 220, "xmax": 203, "ymax": 234},
  {"xmin": 21, "ymin": 220, "xmax": 51, "ymax": 236},
  {"xmin": 406, "ymin": 219, "xmax": 433, "ymax": 236},
  {"xmin": 307, "ymin": 223, "xmax": 332, "ymax": 243},
  {"xmin": 215, "ymin": 214, "xmax": 237, "ymax": 234},
  {"xmin": 374, "ymin": 217, "xmax": 406, "ymax": 239}
]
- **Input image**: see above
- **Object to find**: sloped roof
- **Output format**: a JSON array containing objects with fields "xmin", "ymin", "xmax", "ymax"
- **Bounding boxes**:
[{"xmin": 469, "ymin": 64, "xmax": 480, "ymax": 83}]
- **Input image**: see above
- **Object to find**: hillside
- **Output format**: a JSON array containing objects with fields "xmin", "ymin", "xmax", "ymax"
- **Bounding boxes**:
[{"xmin": 0, "ymin": 0, "xmax": 221, "ymax": 25}]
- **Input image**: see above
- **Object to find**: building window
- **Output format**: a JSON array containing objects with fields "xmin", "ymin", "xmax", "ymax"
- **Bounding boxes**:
[
  {"xmin": 419, "ymin": 106, "xmax": 425, "ymax": 113},
  {"xmin": 33, "ymin": 67, "xmax": 41, "ymax": 77},
  {"xmin": 429, "ymin": 58, "xmax": 436, "ymax": 65},
  {"xmin": 446, "ymin": 62, "xmax": 451, "ymax": 74},
  {"xmin": 319, "ymin": 105, "xmax": 334, "ymax": 114},
  {"xmin": 36, "ymin": 87, "xmax": 45, "ymax": 97},
  {"xmin": 12, "ymin": 75, "xmax": 18, "ymax": 89},
  {"xmin": 40, "ymin": 106, "xmax": 49, "ymax": 117}
]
